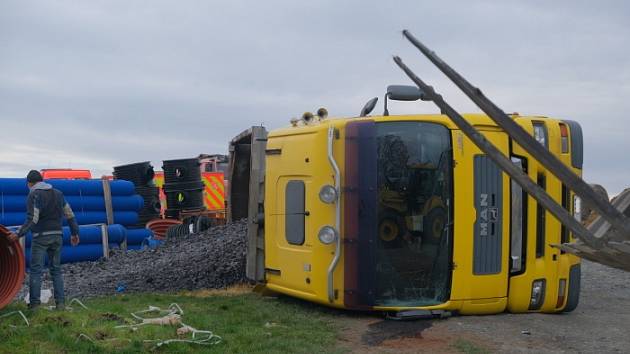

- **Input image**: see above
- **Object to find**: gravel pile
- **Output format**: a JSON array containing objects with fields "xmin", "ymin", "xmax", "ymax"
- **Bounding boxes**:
[{"xmin": 19, "ymin": 220, "xmax": 248, "ymax": 299}]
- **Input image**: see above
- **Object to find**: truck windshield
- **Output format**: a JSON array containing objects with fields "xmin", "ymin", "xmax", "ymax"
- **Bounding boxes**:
[{"xmin": 374, "ymin": 121, "xmax": 452, "ymax": 306}]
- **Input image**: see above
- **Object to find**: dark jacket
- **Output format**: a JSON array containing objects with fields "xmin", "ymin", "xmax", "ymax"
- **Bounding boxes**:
[{"xmin": 17, "ymin": 182, "xmax": 80, "ymax": 237}]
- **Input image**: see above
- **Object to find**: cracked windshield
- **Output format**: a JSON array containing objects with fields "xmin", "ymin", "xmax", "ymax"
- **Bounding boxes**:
[{"xmin": 375, "ymin": 121, "xmax": 452, "ymax": 306}]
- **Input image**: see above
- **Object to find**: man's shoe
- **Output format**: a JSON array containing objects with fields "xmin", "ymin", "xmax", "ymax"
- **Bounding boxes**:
[
  {"xmin": 28, "ymin": 304, "xmax": 40, "ymax": 311},
  {"xmin": 55, "ymin": 303, "xmax": 66, "ymax": 311}
]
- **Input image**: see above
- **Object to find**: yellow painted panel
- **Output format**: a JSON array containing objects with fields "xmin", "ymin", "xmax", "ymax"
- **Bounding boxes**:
[{"xmin": 449, "ymin": 129, "xmax": 510, "ymax": 305}]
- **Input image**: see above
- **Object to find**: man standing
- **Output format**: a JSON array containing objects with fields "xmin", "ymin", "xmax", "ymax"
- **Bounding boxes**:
[{"xmin": 7, "ymin": 170, "xmax": 80, "ymax": 310}]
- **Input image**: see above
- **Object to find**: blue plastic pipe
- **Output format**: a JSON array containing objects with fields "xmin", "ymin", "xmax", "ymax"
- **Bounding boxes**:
[
  {"xmin": 0, "ymin": 211, "xmax": 139, "ymax": 227},
  {"xmin": 25, "ymin": 244, "xmax": 121, "ymax": 266},
  {"xmin": 141, "ymin": 236, "xmax": 164, "ymax": 249},
  {"xmin": 0, "ymin": 178, "xmax": 135, "ymax": 196},
  {"xmin": 0, "ymin": 195, "xmax": 143, "ymax": 213},
  {"xmin": 24, "ymin": 224, "xmax": 127, "ymax": 247},
  {"xmin": 126, "ymin": 228, "xmax": 153, "ymax": 244}
]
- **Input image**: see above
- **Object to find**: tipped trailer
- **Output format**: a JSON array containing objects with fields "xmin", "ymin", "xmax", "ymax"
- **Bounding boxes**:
[{"xmin": 228, "ymin": 31, "xmax": 630, "ymax": 316}]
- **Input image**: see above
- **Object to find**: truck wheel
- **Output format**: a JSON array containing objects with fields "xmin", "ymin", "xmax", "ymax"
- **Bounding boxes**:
[
  {"xmin": 379, "ymin": 218, "xmax": 400, "ymax": 242},
  {"xmin": 378, "ymin": 210, "xmax": 406, "ymax": 245},
  {"xmin": 423, "ymin": 207, "xmax": 447, "ymax": 244}
]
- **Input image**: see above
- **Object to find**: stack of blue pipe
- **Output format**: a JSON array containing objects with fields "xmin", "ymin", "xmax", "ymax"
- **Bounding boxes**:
[{"xmin": 0, "ymin": 178, "xmax": 154, "ymax": 264}]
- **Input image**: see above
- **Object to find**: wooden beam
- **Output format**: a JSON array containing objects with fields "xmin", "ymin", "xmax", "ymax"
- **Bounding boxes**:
[
  {"xmin": 402, "ymin": 30, "xmax": 630, "ymax": 240},
  {"xmin": 246, "ymin": 126, "xmax": 267, "ymax": 282},
  {"xmin": 100, "ymin": 224, "xmax": 110, "ymax": 259},
  {"xmin": 393, "ymin": 56, "xmax": 603, "ymax": 248},
  {"xmin": 101, "ymin": 177, "xmax": 114, "ymax": 225}
]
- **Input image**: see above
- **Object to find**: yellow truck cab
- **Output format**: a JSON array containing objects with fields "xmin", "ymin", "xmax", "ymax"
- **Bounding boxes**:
[
  {"xmin": 228, "ymin": 32, "xmax": 630, "ymax": 317},
  {"xmin": 248, "ymin": 112, "xmax": 582, "ymax": 316}
]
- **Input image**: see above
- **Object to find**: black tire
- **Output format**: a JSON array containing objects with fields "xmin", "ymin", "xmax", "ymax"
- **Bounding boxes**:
[
  {"xmin": 379, "ymin": 218, "xmax": 400, "ymax": 242},
  {"xmin": 423, "ymin": 207, "xmax": 447, "ymax": 244},
  {"xmin": 377, "ymin": 210, "xmax": 406, "ymax": 246}
]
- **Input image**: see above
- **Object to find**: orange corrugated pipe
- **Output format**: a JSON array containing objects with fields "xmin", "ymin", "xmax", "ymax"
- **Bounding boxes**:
[
  {"xmin": 0, "ymin": 225, "xmax": 25, "ymax": 310},
  {"xmin": 146, "ymin": 219, "xmax": 182, "ymax": 240}
]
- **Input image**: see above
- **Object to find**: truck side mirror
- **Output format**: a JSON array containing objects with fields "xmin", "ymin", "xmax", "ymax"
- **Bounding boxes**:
[
  {"xmin": 384, "ymin": 85, "xmax": 428, "ymax": 116},
  {"xmin": 387, "ymin": 85, "xmax": 425, "ymax": 101}
]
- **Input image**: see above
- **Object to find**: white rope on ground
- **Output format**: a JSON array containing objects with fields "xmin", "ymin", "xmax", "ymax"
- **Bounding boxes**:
[
  {"xmin": 118, "ymin": 313, "xmax": 182, "ymax": 328},
  {"xmin": 116, "ymin": 303, "xmax": 222, "ymax": 347},
  {"xmin": 69, "ymin": 298, "xmax": 89, "ymax": 310},
  {"xmin": 144, "ymin": 325, "xmax": 222, "ymax": 348},
  {"xmin": 45, "ymin": 298, "xmax": 90, "ymax": 312},
  {"xmin": 144, "ymin": 328, "xmax": 222, "ymax": 348},
  {"xmin": 76, "ymin": 333, "xmax": 95, "ymax": 343},
  {"xmin": 129, "ymin": 305, "xmax": 167, "ymax": 321},
  {"xmin": 0, "ymin": 311, "xmax": 30, "ymax": 327},
  {"xmin": 168, "ymin": 303, "xmax": 184, "ymax": 315}
]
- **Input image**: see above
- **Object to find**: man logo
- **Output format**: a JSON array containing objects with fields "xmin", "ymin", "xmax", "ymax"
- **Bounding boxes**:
[
  {"xmin": 488, "ymin": 207, "xmax": 499, "ymax": 222},
  {"xmin": 479, "ymin": 193, "xmax": 499, "ymax": 236}
]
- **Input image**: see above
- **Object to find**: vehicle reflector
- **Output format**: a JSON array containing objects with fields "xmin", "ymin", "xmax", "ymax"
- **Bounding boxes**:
[
  {"xmin": 559, "ymin": 123, "xmax": 569, "ymax": 153},
  {"xmin": 556, "ymin": 279, "xmax": 567, "ymax": 308}
]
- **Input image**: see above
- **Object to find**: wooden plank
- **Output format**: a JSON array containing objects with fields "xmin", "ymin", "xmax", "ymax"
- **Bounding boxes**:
[
  {"xmin": 554, "ymin": 240, "xmax": 630, "ymax": 271},
  {"xmin": 100, "ymin": 224, "xmax": 110, "ymax": 259},
  {"xmin": 402, "ymin": 30, "xmax": 630, "ymax": 240},
  {"xmin": 609, "ymin": 241, "xmax": 630, "ymax": 253},
  {"xmin": 246, "ymin": 126, "xmax": 267, "ymax": 281},
  {"xmin": 101, "ymin": 177, "xmax": 114, "ymax": 225},
  {"xmin": 394, "ymin": 56, "xmax": 603, "ymax": 249},
  {"xmin": 587, "ymin": 189, "xmax": 630, "ymax": 241}
]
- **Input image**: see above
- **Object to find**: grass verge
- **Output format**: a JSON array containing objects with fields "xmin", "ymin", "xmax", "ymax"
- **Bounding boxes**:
[{"xmin": 0, "ymin": 291, "xmax": 340, "ymax": 354}]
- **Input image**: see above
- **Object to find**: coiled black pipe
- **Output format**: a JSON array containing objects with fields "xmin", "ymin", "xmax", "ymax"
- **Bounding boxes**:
[
  {"xmin": 113, "ymin": 161, "xmax": 155, "ymax": 186},
  {"xmin": 114, "ymin": 162, "xmax": 161, "ymax": 227},
  {"xmin": 162, "ymin": 158, "xmax": 205, "ymax": 217}
]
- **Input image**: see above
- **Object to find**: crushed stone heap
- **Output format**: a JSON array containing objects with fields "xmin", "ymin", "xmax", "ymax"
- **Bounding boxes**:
[{"xmin": 20, "ymin": 220, "xmax": 248, "ymax": 299}]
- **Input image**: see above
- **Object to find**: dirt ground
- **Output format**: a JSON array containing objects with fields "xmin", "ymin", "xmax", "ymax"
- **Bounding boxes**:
[{"xmin": 333, "ymin": 260, "xmax": 630, "ymax": 353}]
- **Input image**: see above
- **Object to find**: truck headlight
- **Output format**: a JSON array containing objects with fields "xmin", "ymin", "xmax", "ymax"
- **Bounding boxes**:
[
  {"xmin": 318, "ymin": 226, "xmax": 338, "ymax": 245},
  {"xmin": 319, "ymin": 185, "xmax": 338, "ymax": 204},
  {"xmin": 529, "ymin": 279, "xmax": 546, "ymax": 310}
]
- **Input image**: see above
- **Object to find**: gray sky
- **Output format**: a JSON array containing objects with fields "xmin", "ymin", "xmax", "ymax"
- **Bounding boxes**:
[{"xmin": 1, "ymin": 0, "xmax": 629, "ymax": 195}]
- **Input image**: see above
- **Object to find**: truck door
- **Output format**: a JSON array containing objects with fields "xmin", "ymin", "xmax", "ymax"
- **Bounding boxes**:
[
  {"xmin": 268, "ymin": 176, "xmax": 315, "ymax": 295},
  {"xmin": 261, "ymin": 129, "xmax": 328, "ymax": 301}
]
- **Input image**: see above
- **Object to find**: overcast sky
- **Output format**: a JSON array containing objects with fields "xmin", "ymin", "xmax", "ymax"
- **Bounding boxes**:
[{"xmin": 1, "ymin": 1, "xmax": 628, "ymax": 195}]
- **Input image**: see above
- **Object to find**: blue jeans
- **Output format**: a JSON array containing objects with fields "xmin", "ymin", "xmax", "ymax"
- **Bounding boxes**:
[{"xmin": 30, "ymin": 233, "xmax": 64, "ymax": 306}]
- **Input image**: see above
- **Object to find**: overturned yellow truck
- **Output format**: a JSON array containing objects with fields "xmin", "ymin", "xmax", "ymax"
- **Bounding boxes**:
[{"xmin": 228, "ymin": 31, "xmax": 630, "ymax": 318}]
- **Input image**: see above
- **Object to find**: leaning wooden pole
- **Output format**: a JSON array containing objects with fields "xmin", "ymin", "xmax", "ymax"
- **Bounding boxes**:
[
  {"xmin": 401, "ymin": 29, "xmax": 630, "ymax": 242},
  {"xmin": 392, "ymin": 55, "xmax": 602, "ymax": 248}
]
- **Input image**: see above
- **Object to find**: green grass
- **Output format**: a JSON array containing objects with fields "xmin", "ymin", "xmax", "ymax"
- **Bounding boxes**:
[{"xmin": 0, "ymin": 291, "xmax": 341, "ymax": 354}]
